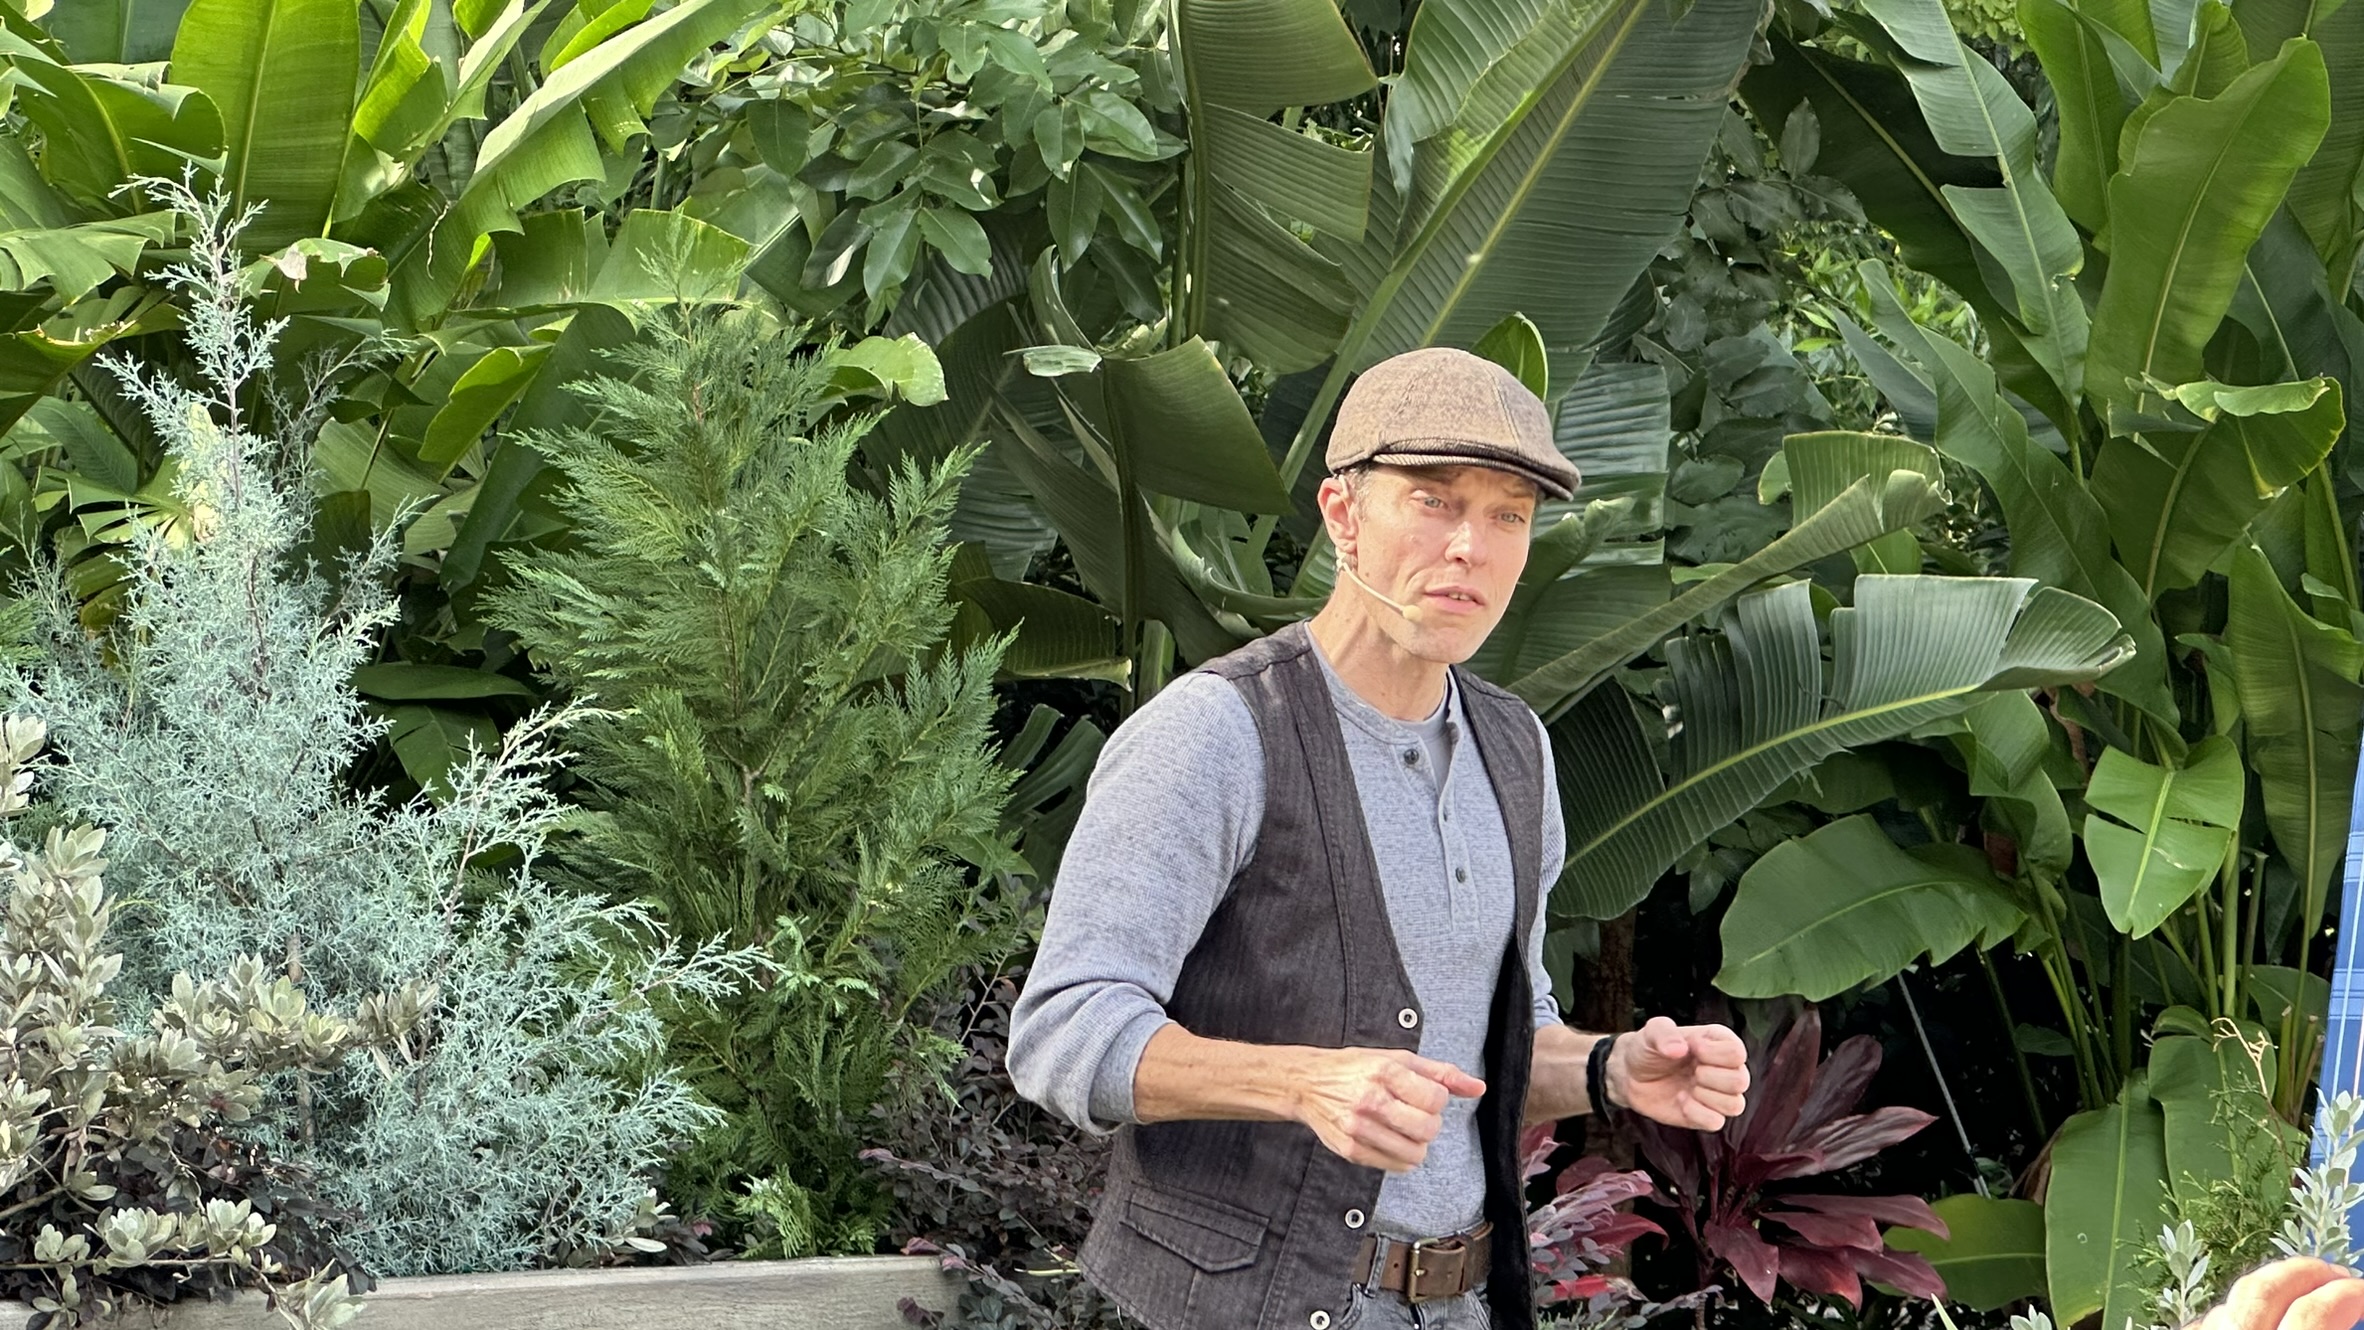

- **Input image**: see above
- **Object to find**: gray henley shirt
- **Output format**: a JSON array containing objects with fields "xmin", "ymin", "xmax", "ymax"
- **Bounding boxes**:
[{"xmin": 1007, "ymin": 640, "xmax": 1566, "ymax": 1239}]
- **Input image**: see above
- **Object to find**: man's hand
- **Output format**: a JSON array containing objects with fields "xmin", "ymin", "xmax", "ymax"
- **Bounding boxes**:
[
  {"xmin": 1609, "ymin": 1017, "xmax": 1749, "ymax": 1131},
  {"xmin": 2195, "ymin": 1259, "xmax": 2364, "ymax": 1330},
  {"xmin": 1293, "ymin": 1047, "xmax": 1487, "ymax": 1173}
]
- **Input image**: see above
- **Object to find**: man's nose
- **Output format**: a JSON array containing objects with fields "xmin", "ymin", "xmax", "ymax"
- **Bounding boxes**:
[{"xmin": 1444, "ymin": 520, "xmax": 1480, "ymax": 563}]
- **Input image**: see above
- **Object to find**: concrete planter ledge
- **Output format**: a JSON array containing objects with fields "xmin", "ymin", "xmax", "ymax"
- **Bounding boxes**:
[{"xmin": 64, "ymin": 1255, "xmax": 961, "ymax": 1329}]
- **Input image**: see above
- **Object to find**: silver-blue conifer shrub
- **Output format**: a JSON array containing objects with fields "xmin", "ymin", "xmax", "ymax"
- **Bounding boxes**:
[{"xmin": 0, "ymin": 180, "xmax": 756, "ymax": 1276}]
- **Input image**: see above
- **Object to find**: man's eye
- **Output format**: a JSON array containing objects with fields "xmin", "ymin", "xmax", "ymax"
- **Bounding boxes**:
[{"xmin": 1421, "ymin": 495, "xmax": 1444, "ymax": 509}]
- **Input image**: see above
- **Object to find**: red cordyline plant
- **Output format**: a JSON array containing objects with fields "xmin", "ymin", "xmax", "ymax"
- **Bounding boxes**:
[
  {"xmin": 1633, "ymin": 1007, "xmax": 1950, "ymax": 1310},
  {"xmin": 1522, "ymin": 1123, "xmax": 1663, "ymax": 1304}
]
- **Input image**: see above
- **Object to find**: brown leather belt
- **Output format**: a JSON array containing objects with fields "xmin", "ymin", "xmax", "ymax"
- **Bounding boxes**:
[{"xmin": 1353, "ymin": 1220, "xmax": 1492, "ymax": 1304}]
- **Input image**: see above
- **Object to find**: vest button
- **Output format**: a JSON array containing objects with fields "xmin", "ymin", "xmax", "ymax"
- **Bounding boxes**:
[
  {"xmin": 1344, "ymin": 1208, "xmax": 1366, "ymax": 1229},
  {"xmin": 1398, "ymin": 1008, "xmax": 1419, "ymax": 1029},
  {"xmin": 1311, "ymin": 1312, "xmax": 1333, "ymax": 1330}
]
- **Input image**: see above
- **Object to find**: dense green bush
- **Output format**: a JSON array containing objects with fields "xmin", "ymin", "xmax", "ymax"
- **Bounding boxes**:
[
  {"xmin": 0, "ymin": 713, "xmax": 415, "ymax": 1329},
  {"xmin": 489, "ymin": 309, "xmax": 1023, "ymax": 1255},
  {"xmin": 0, "ymin": 185, "xmax": 753, "ymax": 1277}
]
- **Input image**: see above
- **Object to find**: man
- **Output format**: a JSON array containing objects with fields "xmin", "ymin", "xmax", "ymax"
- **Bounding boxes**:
[{"xmin": 1007, "ymin": 347, "xmax": 1750, "ymax": 1330}]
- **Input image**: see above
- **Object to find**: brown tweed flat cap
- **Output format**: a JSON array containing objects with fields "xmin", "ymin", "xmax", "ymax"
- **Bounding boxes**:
[{"xmin": 1326, "ymin": 346, "xmax": 1581, "ymax": 499}]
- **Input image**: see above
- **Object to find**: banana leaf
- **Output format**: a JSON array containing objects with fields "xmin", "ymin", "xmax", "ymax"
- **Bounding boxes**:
[
  {"xmin": 170, "ymin": 0, "xmax": 360, "ymax": 248},
  {"xmin": 1553, "ymin": 575, "xmax": 2133, "ymax": 920}
]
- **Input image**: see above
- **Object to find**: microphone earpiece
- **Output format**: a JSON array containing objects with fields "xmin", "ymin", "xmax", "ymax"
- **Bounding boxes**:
[{"xmin": 1337, "ymin": 556, "xmax": 1421, "ymax": 621}]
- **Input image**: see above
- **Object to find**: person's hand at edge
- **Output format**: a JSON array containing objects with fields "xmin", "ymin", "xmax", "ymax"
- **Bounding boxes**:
[{"xmin": 2195, "ymin": 1258, "xmax": 2364, "ymax": 1330}]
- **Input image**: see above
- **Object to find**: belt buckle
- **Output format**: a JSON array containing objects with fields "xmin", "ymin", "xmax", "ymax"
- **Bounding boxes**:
[{"xmin": 1403, "ymin": 1233, "xmax": 1465, "ymax": 1305}]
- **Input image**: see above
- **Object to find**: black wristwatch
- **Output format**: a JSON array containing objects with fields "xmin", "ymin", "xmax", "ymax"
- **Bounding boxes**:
[{"xmin": 1587, "ymin": 1032, "xmax": 1621, "ymax": 1122}]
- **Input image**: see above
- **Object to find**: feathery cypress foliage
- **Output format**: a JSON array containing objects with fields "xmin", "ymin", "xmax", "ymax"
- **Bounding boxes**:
[
  {"xmin": 2, "ymin": 183, "xmax": 750, "ymax": 1276},
  {"xmin": 488, "ymin": 309, "xmax": 1022, "ymax": 1256}
]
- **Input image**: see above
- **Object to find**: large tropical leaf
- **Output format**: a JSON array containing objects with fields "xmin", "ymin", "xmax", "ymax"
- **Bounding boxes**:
[
  {"xmin": 1102, "ymin": 339, "xmax": 1293, "ymax": 514},
  {"xmin": 2226, "ymin": 540, "xmax": 2364, "ymax": 941},
  {"xmin": 1553, "ymin": 575, "xmax": 2132, "ymax": 920},
  {"xmin": 169, "ymin": 0, "xmax": 359, "ymax": 248},
  {"xmin": 1508, "ymin": 467, "xmax": 1945, "ymax": 719},
  {"xmin": 2083, "ymin": 40, "xmax": 2331, "ymax": 429},
  {"xmin": 1715, "ymin": 814, "xmax": 2023, "ymax": 1000},
  {"xmin": 2092, "ymin": 377, "xmax": 2342, "ymax": 595},
  {"xmin": 1174, "ymin": 0, "xmax": 1374, "ymax": 371},
  {"xmin": 1856, "ymin": 0, "xmax": 2088, "ymax": 409},
  {"xmin": 1866, "ymin": 266, "xmax": 2177, "ymax": 722},
  {"xmin": 2085, "ymin": 735, "xmax": 2243, "ymax": 938},
  {"xmin": 1741, "ymin": 38, "xmax": 2000, "ymax": 325},
  {"xmin": 2046, "ymin": 1083, "xmax": 2170, "ymax": 1330},
  {"xmin": 1343, "ymin": 0, "xmax": 1761, "ymax": 374},
  {"xmin": 45, "ymin": 0, "xmax": 192, "ymax": 62},
  {"xmin": 2236, "ymin": 0, "xmax": 2364, "ymax": 276},
  {"xmin": 0, "ymin": 20, "xmax": 224, "ymax": 208},
  {"xmin": 2020, "ymin": 0, "xmax": 2138, "ymax": 233},
  {"xmin": 1881, "ymin": 1195, "xmax": 2047, "ymax": 1312}
]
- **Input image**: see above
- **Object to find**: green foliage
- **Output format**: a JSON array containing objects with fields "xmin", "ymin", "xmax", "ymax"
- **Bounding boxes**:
[
  {"xmin": 714, "ymin": 0, "xmax": 1178, "ymax": 325},
  {"xmin": 0, "ymin": 714, "xmax": 411, "ymax": 1329},
  {"xmin": 487, "ymin": 310, "xmax": 1023, "ymax": 1254},
  {"xmin": 2, "ymin": 184, "xmax": 752, "ymax": 1277}
]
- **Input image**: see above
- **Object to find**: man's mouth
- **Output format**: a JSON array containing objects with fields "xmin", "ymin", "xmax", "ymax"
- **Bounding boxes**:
[{"xmin": 1423, "ymin": 587, "xmax": 1486, "ymax": 611}]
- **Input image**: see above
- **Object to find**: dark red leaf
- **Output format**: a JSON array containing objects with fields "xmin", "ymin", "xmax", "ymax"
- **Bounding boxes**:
[
  {"xmin": 1795, "ymin": 1035, "xmax": 1882, "ymax": 1134},
  {"xmin": 1557, "ymin": 1154, "xmax": 1617, "ymax": 1195},
  {"xmin": 1556, "ymin": 1274, "xmax": 1612, "ymax": 1300},
  {"xmin": 1777, "ymin": 1241, "xmax": 1864, "ymax": 1306},
  {"xmin": 1781, "ymin": 1107, "xmax": 1937, "ymax": 1177},
  {"xmin": 1589, "ymin": 1213, "xmax": 1665, "ymax": 1247},
  {"xmin": 1852, "ymin": 1247, "xmax": 1946, "ymax": 1299},
  {"xmin": 1762, "ymin": 1208, "xmax": 1882, "ymax": 1250},
  {"xmin": 1780, "ymin": 1192, "xmax": 1949, "ymax": 1238},
  {"xmin": 1732, "ymin": 1147, "xmax": 1827, "ymax": 1191},
  {"xmin": 1705, "ymin": 1221, "xmax": 1782, "ymax": 1304},
  {"xmin": 1730, "ymin": 1008, "xmax": 1821, "ymax": 1159},
  {"xmin": 1522, "ymin": 1122, "xmax": 1558, "ymax": 1182}
]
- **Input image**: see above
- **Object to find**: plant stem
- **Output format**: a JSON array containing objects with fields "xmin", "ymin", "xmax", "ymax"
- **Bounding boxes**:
[
  {"xmin": 1896, "ymin": 971, "xmax": 1988, "ymax": 1196},
  {"xmin": 1978, "ymin": 948, "xmax": 2047, "ymax": 1139},
  {"xmin": 2111, "ymin": 932, "xmax": 2134, "ymax": 1087}
]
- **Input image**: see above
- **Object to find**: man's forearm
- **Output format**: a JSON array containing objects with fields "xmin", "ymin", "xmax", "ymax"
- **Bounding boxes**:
[
  {"xmin": 1131, "ymin": 1023, "xmax": 1309, "ymax": 1124},
  {"xmin": 1525, "ymin": 1023, "xmax": 1609, "ymax": 1124}
]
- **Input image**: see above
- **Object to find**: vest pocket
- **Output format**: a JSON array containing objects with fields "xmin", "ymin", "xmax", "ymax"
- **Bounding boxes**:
[{"xmin": 1120, "ymin": 1188, "xmax": 1269, "ymax": 1272}]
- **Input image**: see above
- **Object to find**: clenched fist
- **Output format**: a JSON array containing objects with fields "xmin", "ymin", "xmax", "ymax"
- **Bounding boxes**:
[
  {"xmin": 1609, "ymin": 1017, "xmax": 1749, "ymax": 1131},
  {"xmin": 1292, "ymin": 1047, "xmax": 1487, "ymax": 1172}
]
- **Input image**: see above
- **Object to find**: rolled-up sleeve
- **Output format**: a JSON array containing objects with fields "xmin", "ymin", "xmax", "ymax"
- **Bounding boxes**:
[
  {"xmin": 1532, "ymin": 713, "xmax": 1567, "ymax": 1029},
  {"xmin": 1006, "ymin": 673, "xmax": 1263, "ymax": 1134}
]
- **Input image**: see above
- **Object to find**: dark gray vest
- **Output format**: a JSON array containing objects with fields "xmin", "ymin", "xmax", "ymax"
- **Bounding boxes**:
[{"xmin": 1078, "ymin": 623, "xmax": 1545, "ymax": 1330}]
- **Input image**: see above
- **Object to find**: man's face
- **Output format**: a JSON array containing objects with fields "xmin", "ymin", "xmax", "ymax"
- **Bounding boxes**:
[{"xmin": 1320, "ymin": 463, "xmax": 1539, "ymax": 664}]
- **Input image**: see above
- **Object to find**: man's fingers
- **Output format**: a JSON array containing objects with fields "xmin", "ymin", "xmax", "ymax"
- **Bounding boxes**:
[
  {"xmin": 2217, "ymin": 1258, "xmax": 2354, "ymax": 1330},
  {"xmin": 1342, "ymin": 1117, "xmax": 1432, "ymax": 1172},
  {"xmin": 1362, "ymin": 1093, "xmax": 1445, "ymax": 1146},
  {"xmin": 1693, "ymin": 1064, "xmax": 1749, "ymax": 1097},
  {"xmin": 2282, "ymin": 1273, "xmax": 2364, "ymax": 1330},
  {"xmin": 1683, "ymin": 1024, "xmax": 1749, "ymax": 1068},
  {"xmin": 1690, "ymin": 1086, "xmax": 1747, "ymax": 1120},
  {"xmin": 1402, "ymin": 1053, "xmax": 1487, "ymax": 1099},
  {"xmin": 1379, "ymin": 1063, "xmax": 1452, "ymax": 1114}
]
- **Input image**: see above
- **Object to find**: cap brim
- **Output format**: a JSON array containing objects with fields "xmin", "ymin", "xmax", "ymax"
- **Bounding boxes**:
[{"xmin": 1368, "ymin": 450, "xmax": 1580, "ymax": 500}]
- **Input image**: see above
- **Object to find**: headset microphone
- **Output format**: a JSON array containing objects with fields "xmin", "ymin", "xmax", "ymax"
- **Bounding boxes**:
[{"xmin": 1337, "ymin": 556, "xmax": 1423, "ymax": 622}]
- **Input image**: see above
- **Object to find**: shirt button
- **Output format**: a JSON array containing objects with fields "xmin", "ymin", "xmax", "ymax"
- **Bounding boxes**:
[
  {"xmin": 1455, "ymin": 866, "xmax": 1468, "ymax": 883},
  {"xmin": 1401, "ymin": 748, "xmax": 1419, "ymax": 767},
  {"xmin": 1311, "ymin": 1313, "xmax": 1332, "ymax": 1330},
  {"xmin": 1398, "ymin": 1008, "xmax": 1419, "ymax": 1029},
  {"xmin": 1345, "ymin": 1208, "xmax": 1366, "ymax": 1229}
]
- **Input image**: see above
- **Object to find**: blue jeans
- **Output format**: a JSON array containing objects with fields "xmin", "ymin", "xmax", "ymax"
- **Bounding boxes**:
[{"xmin": 1337, "ymin": 1283, "xmax": 1494, "ymax": 1330}]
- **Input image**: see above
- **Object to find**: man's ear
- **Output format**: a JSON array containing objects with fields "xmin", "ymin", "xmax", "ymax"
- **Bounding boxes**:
[{"xmin": 1317, "ymin": 477, "xmax": 1362, "ymax": 568}]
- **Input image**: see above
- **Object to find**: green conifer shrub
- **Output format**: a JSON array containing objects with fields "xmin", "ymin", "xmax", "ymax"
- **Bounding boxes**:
[
  {"xmin": 1, "ymin": 182, "xmax": 753, "ymax": 1277},
  {"xmin": 0, "ymin": 714, "xmax": 417, "ymax": 1329},
  {"xmin": 487, "ymin": 310, "xmax": 1024, "ymax": 1256}
]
